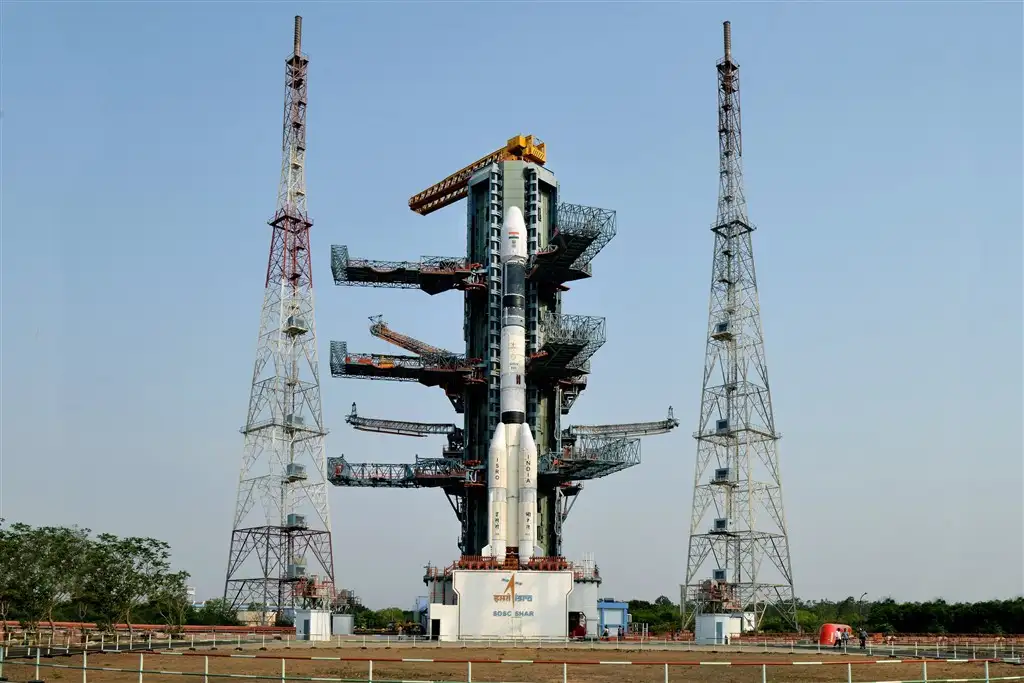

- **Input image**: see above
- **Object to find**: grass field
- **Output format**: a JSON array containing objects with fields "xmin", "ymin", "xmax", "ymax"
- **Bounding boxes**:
[{"xmin": 3, "ymin": 645, "xmax": 1021, "ymax": 683}]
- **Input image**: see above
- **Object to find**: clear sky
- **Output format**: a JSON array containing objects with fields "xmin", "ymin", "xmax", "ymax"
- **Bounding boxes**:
[{"xmin": 2, "ymin": 1, "xmax": 1021, "ymax": 610}]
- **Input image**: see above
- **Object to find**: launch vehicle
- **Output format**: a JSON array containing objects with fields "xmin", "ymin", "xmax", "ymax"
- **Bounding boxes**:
[{"xmin": 482, "ymin": 206, "xmax": 540, "ymax": 562}]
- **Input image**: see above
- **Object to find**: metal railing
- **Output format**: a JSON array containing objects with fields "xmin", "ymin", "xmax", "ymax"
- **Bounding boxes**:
[
  {"xmin": 5, "ymin": 630, "xmax": 1018, "ymax": 659},
  {"xmin": 2, "ymin": 645, "xmax": 1022, "ymax": 683}
]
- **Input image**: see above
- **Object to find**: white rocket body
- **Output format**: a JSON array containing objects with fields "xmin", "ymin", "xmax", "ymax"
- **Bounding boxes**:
[{"xmin": 482, "ymin": 206, "xmax": 539, "ymax": 562}]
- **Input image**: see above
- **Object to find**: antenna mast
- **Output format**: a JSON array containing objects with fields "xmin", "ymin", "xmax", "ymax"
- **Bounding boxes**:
[
  {"xmin": 224, "ymin": 15, "xmax": 336, "ymax": 616},
  {"xmin": 681, "ymin": 20, "xmax": 798, "ymax": 633}
]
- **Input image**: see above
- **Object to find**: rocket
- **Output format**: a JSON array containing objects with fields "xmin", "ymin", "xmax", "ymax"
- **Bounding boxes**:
[{"xmin": 482, "ymin": 206, "xmax": 540, "ymax": 562}]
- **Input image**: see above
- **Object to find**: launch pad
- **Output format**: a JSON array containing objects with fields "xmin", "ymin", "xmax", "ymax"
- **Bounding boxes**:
[{"xmin": 326, "ymin": 137, "xmax": 677, "ymax": 639}]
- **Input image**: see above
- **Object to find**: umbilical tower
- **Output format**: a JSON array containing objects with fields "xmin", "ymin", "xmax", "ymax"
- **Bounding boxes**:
[
  {"xmin": 224, "ymin": 16, "xmax": 336, "ymax": 613},
  {"xmin": 327, "ymin": 137, "xmax": 678, "ymax": 566},
  {"xmin": 681, "ymin": 21, "xmax": 798, "ymax": 630}
]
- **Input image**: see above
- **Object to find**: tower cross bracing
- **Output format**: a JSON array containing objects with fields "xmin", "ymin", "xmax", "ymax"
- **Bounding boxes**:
[
  {"xmin": 681, "ymin": 20, "xmax": 797, "ymax": 632},
  {"xmin": 224, "ymin": 15, "xmax": 336, "ymax": 614}
]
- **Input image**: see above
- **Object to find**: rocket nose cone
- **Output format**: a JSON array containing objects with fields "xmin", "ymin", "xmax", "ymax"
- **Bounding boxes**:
[{"xmin": 503, "ymin": 206, "xmax": 526, "ymax": 233}]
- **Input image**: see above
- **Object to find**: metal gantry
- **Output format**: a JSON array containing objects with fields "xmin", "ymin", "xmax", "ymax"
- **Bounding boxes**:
[
  {"xmin": 224, "ymin": 16, "xmax": 335, "ymax": 615},
  {"xmin": 681, "ymin": 21, "xmax": 798, "ymax": 632},
  {"xmin": 326, "ymin": 139, "xmax": 678, "ymax": 561}
]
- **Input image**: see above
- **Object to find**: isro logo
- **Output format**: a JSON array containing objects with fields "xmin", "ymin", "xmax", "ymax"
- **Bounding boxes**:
[{"xmin": 492, "ymin": 573, "xmax": 534, "ymax": 618}]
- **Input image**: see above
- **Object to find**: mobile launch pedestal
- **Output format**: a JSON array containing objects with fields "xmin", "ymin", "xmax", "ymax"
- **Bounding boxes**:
[
  {"xmin": 326, "ymin": 138, "xmax": 679, "ymax": 640},
  {"xmin": 424, "ymin": 568, "xmax": 575, "ymax": 641}
]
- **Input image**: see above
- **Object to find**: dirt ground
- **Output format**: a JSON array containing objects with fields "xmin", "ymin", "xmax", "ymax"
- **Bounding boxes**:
[{"xmin": 4, "ymin": 645, "xmax": 1020, "ymax": 683}]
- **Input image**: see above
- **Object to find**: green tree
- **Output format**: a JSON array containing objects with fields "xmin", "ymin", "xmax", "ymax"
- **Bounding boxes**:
[
  {"xmin": 193, "ymin": 598, "xmax": 239, "ymax": 626},
  {"xmin": 5, "ymin": 523, "xmax": 51, "ymax": 632},
  {"xmin": 0, "ymin": 519, "xmax": 17, "ymax": 635},
  {"xmin": 153, "ymin": 570, "xmax": 192, "ymax": 633},
  {"xmin": 87, "ymin": 534, "xmax": 172, "ymax": 635},
  {"xmin": 42, "ymin": 526, "xmax": 92, "ymax": 633}
]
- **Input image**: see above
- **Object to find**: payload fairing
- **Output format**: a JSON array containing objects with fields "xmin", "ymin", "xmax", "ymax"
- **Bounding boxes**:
[{"xmin": 482, "ymin": 206, "xmax": 540, "ymax": 562}]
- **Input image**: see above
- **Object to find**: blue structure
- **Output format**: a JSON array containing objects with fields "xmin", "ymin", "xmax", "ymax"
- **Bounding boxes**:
[{"xmin": 597, "ymin": 599, "xmax": 629, "ymax": 637}]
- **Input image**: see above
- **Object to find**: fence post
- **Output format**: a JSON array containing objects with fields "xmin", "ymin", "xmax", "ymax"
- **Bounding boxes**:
[
  {"xmin": 847, "ymin": 662, "xmax": 852, "ymax": 683},
  {"xmin": 263, "ymin": 634, "xmax": 267, "ymax": 651},
  {"xmin": 280, "ymin": 658, "xmax": 285, "ymax": 683},
  {"xmin": 30, "ymin": 646, "xmax": 42, "ymax": 683},
  {"xmin": 212, "ymin": 633, "xmax": 217, "ymax": 650},
  {"xmin": 191, "ymin": 635, "xmax": 195, "ymax": 651},
  {"xmin": 762, "ymin": 664, "xmax": 767, "ymax": 683},
  {"xmin": 467, "ymin": 661, "xmax": 472, "ymax": 682},
  {"xmin": 368, "ymin": 659, "xmax": 373, "ymax": 682},
  {"xmin": 562, "ymin": 662, "xmax": 567, "ymax": 683},
  {"xmin": 235, "ymin": 634, "xmax": 241, "ymax": 651},
  {"xmin": 138, "ymin": 653, "xmax": 144, "ymax": 683},
  {"xmin": 973, "ymin": 645, "xmax": 976, "ymax": 660},
  {"xmin": 116, "ymin": 632, "xmax": 120, "ymax": 652},
  {"xmin": 82, "ymin": 648, "xmax": 87, "ymax": 683},
  {"xmin": 100, "ymin": 633, "xmax": 104, "ymax": 652},
  {"xmin": 985, "ymin": 660, "xmax": 990, "ymax": 683},
  {"xmin": 0, "ymin": 644, "xmax": 5, "ymax": 682},
  {"xmin": 204, "ymin": 656, "xmax": 209, "ymax": 683},
  {"xmin": 665, "ymin": 662, "xmax": 670, "ymax": 683},
  {"xmin": 148, "ymin": 634, "xmax": 152, "ymax": 650},
  {"xmin": 130, "ymin": 631, "xmax": 133, "ymax": 651},
  {"xmin": 937, "ymin": 642, "xmax": 940, "ymax": 658}
]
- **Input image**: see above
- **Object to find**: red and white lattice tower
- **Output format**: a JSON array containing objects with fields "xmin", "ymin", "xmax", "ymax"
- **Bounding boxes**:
[{"xmin": 223, "ymin": 16, "xmax": 335, "ymax": 614}]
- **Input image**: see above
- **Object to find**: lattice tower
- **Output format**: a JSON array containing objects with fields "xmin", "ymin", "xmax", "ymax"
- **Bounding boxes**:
[
  {"xmin": 224, "ymin": 15, "xmax": 335, "ymax": 614},
  {"xmin": 681, "ymin": 20, "xmax": 797, "ymax": 632}
]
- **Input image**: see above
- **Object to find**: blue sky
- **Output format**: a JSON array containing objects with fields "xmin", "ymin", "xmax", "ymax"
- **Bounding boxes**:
[{"xmin": 2, "ymin": 1, "xmax": 1021, "ymax": 610}]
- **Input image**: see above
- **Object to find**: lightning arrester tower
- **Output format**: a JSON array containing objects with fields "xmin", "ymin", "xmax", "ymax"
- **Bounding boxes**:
[
  {"xmin": 681, "ymin": 21, "xmax": 797, "ymax": 632},
  {"xmin": 224, "ymin": 15, "xmax": 335, "ymax": 614}
]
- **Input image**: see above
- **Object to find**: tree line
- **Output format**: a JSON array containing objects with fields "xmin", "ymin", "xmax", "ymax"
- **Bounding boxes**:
[
  {"xmin": 626, "ymin": 596, "xmax": 1024, "ymax": 636},
  {"xmin": 0, "ymin": 521, "xmax": 239, "ymax": 633},
  {"xmin": 5, "ymin": 521, "xmax": 1019, "ymax": 637}
]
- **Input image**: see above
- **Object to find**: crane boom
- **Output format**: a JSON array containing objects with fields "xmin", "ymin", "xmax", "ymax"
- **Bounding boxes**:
[
  {"xmin": 346, "ymin": 403, "xmax": 459, "ymax": 437},
  {"xmin": 369, "ymin": 315, "xmax": 453, "ymax": 357},
  {"xmin": 408, "ymin": 135, "xmax": 547, "ymax": 216},
  {"xmin": 564, "ymin": 407, "xmax": 680, "ymax": 439}
]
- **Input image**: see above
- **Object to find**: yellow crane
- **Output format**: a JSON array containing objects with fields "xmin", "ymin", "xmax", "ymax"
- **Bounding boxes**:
[{"xmin": 408, "ymin": 135, "xmax": 547, "ymax": 216}]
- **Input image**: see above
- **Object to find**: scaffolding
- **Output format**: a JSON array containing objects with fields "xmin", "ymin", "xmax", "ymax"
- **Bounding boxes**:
[
  {"xmin": 530, "ymin": 203, "xmax": 617, "ymax": 284},
  {"xmin": 530, "ymin": 313, "xmax": 607, "ymax": 376},
  {"xmin": 563, "ymin": 407, "xmax": 679, "ymax": 441},
  {"xmin": 327, "ymin": 456, "xmax": 470, "ymax": 488},
  {"xmin": 346, "ymin": 403, "xmax": 464, "ymax": 457},
  {"xmin": 329, "ymin": 341, "xmax": 482, "ymax": 411},
  {"xmin": 331, "ymin": 246, "xmax": 484, "ymax": 295},
  {"xmin": 328, "ymin": 432, "xmax": 640, "ymax": 489}
]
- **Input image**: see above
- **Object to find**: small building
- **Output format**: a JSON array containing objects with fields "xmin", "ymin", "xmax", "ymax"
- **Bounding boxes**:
[
  {"xmin": 294, "ymin": 609, "xmax": 331, "ymax": 641},
  {"xmin": 331, "ymin": 613, "xmax": 354, "ymax": 636},
  {"xmin": 425, "ymin": 603, "xmax": 459, "ymax": 642},
  {"xmin": 596, "ymin": 599, "xmax": 629, "ymax": 637},
  {"xmin": 694, "ymin": 613, "xmax": 743, "ymax": 645}
]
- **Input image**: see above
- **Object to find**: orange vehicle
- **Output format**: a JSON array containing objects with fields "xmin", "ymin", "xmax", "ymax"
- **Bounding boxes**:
[{"xmin": 819, "ymin": 623, "xmax": 854, "ymax": 646}]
